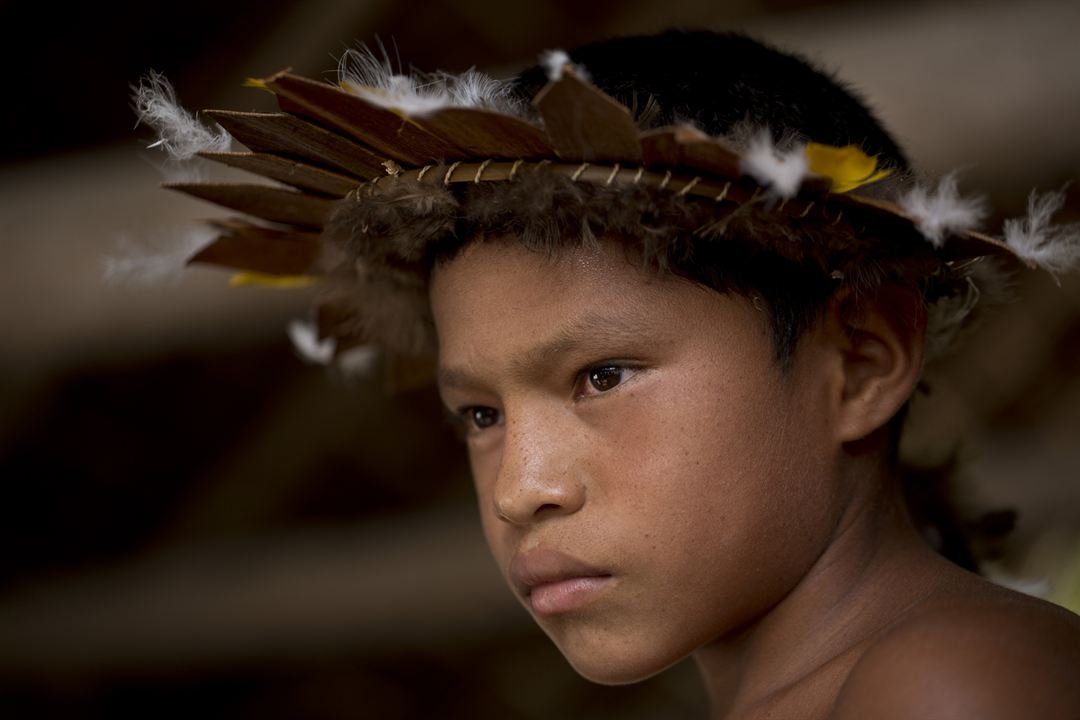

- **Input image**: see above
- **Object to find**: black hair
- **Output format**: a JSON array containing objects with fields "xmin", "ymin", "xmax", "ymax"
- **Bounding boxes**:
[
  {"xmin": 515, "ymin": 30, "xmax": 909, "ymax": 172},
  {"xmin": 508, "ymin": 30, "xmax": 913, "ymax": 367}
]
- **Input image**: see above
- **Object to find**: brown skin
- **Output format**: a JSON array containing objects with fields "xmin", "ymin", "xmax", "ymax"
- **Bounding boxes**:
[{"xmin": 430, "ymin": 238, "xmax": 1080, "ymax": 719}]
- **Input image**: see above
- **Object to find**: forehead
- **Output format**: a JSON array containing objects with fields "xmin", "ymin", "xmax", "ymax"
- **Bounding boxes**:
[
  {"xmin": 432, "ymin": 240, "xmax": 653, "ymax": 326},
  {"xmin": 428, "ymin": 239, "xmax": 768, "ymax": 386}
]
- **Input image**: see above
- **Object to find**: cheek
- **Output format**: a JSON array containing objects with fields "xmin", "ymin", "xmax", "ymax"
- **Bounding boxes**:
[
  {"xmin": 600, "ymin": 360, "xmax": 838, "ymax": 614},
  {"xmin": 608, "ymin": 357, "xmax": 804, "ymax": 508},
  {"xmin": 678, "ymin": 372, "xmax": 833, "ymax": 551}
]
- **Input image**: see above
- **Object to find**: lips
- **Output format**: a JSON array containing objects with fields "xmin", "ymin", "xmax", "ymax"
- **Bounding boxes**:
[{"xmin": 510, "ymin": 548, "xmax": 614, "ymax": 616}]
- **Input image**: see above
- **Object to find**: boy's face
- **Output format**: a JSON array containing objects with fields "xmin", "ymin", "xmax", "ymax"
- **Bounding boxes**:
[{"xmin": 431, "ymin": 238, "xmax": 845, "ymax": 684}]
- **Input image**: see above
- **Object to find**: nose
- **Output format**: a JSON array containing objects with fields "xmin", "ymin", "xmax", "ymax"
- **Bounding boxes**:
[{"xmin": 491, "ymin": 411, "xmax": 586, "ymax": 526}]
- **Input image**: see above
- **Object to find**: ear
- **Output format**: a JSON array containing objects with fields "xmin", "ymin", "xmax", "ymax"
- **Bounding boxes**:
[{"xmin": 820, "ymin": 284, "xmax": 927, "ymax": 444}]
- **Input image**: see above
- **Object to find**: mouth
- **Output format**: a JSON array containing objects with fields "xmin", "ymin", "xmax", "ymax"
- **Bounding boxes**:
[{"xmin": 510, "ymin": 548, "xmax": 614, "ymax": 617}]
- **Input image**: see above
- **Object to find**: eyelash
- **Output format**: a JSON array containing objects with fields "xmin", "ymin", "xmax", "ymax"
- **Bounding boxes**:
[
  {"xmin": 456, "ymin": 405, "xmax": 502, "ymax": 435},
  {"xmin": 455, "ymin": 363, "xmax": 640, "ymax": 435},
  {"xmin": 574, "ymin": 364, "xmax": 639, "ymax": 398}
]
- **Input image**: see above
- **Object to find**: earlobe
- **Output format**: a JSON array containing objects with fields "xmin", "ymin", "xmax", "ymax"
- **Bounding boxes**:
[{"xmin": 824, "ymin": 285, "xmax": 927, "ymax": 443}]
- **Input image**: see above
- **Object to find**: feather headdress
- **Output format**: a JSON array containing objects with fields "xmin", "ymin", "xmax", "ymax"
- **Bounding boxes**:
[{"xmin": 132, "ymin": 31, "xmax": 1079, "ymax": 370}]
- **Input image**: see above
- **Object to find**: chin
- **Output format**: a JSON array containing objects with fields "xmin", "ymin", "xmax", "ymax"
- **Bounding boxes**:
[
  {"xmin": 552, "ymin": 631, "xmax": 689, "ymax": 686},
  {"xmin": 565, "ymin": 651, "xmax": 681, "ymax": 686}
]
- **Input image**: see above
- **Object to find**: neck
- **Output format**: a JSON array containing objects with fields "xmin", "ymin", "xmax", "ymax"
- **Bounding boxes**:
[{"xmin": 693, "ymin": 448, "xmax": 958, "ymax": 719}]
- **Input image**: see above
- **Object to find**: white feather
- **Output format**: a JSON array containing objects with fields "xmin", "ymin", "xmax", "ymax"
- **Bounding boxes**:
[
  {"xmin": 102, "ymin": 226, "xmax": 215, "ymax": 286},
  {"xmin": 132, "ymin": 71, "xmax": 231, "ymax": 162},
  {"xmin": 739, "ymin": 131, "xmax": 809, "ymax": 200},
  {"xmin": 540, "ymin": 49, "xmax": 571, "ymax": 81},
  {"xmin": 924, "ymin": 276, "xmax": 981, "ymax": 361},
  {"xmin": 1003, "ymin": 189, "xmax": 1080, "ymax": 277},
  {"xmin": 899, "ymin": 172, "xmax": 987, "ymax": 247},
  {"xmin": 537, "ymin": 48, "xmax": 590, "ymax": 84},
  {"xmin": 287, "ymin": 319, "xmax": 336, "ymax": 365},
  {"xmin": 336, "ymin": 344, "xmax": 379, "ymax": 377},
  {"xmin": 337, "ymin": 44, "xmax": 522, "ymax": 117},
  {"xmin": 449, "ymin": 69, "xmax": 522, "ymax": 112}
]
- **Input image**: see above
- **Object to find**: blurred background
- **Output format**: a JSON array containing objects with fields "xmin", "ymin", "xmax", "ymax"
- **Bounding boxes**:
[{"xmin": 1, "ymin": 0, "xmax": 1078, "ymax": 717}]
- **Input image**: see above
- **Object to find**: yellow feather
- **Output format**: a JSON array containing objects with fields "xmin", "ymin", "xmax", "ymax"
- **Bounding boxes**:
[
  {"xmin": 805, "ymin": 142, "xmax": 893, "ymax": 193},
  {"xmin": 229, "ymin": 272, "xmax": 316, "ymax": 289},
  {"xmin": 241, "ymin": 77, "xmax": 274, "ymax": 94}
]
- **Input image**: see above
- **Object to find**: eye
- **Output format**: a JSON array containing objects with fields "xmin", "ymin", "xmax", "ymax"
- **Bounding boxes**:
[
  {"xmin": 458, "ymin": 405, "xmax": 502, "ymax": 434},
  {"xmin": 578, "ymin": 365, "xmax": 636, "ymax": 397}
]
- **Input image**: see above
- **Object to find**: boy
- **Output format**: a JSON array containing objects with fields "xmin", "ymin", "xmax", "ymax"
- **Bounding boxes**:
[{"xmin": 138, "ymin": 29, "xmax": 1080, "ymax": 718}]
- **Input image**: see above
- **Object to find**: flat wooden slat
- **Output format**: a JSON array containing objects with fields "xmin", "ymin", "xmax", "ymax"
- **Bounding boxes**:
[
  {"xmin": 264, "ymin": 72, "xmax": 465, "ymax": 166},
  {"xmin": 191, "ymin": 219, "xmax": 322, "ymax": 275},
  {"xmin": 205, "ymin": 110, "xmax": 385, "ymax": 179},
  {"xmin": 836, "ymin": 194, "xmax": 1019, "ymax": 263},
  {"xmin": 532, "ymin": 66, "xmax": 642, "ymax": 162},
  {"xmin": 642, "ymin": 127, "xmax": 834, "ymax": 195},
  {"xmin": 640, "ymin": 126, "xmax": 741, "ymax": 178},
  {"xmin": 412, "ymin": 107, "xmax": 552, "ymax": 159},
  {"xmin": 199, "ymin": 152, "xmax": 358, "ymax": 197},
  {"xmin": 166, "ymin": 183, "xmax": 333, "ymax": 229}
]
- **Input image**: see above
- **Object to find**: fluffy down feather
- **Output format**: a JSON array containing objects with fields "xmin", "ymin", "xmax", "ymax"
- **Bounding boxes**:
[
  {"xmin": 922, "ymin": 258, "xmax": 1011, "ymax": 362},
  {"xmin": 739, "ymin": 131, "xmax": 809, "ymax": 200},
  {"xmin": 102, "ymin": 226, "xmax": 216, "ymax": 286},
  {"xmin": 899, "ymin": 172, "xmax": 987, "ymax": 247},
  {"xmin": 539, "ymin": 49, "xmax": 571, "ymax": 82},
  {"xmin": 1003, "ymin": 189, "xmax": 1080, "ymax": 278},
  {"xmin": 337, "ymin": 344, "xmax": 379, "ymax": 376},
  {"xmin": 287, "ymin": 319, "xmax": 336, "ymax": 365},
  {"xmin": 132, "ymin": 72, "xmax": 231, "ymax": 164},
  {"xmin": 337, "ymin": 44, "xmax": 524, "ymax": 117}
]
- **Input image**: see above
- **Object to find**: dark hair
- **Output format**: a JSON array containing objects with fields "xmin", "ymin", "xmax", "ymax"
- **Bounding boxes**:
[
  {"xmin": 515, "ymin": 30, "xmax": 909, "ymax": 172},
  {"xmin": 511, "ymin": 30, "xmax": 913, "ymax": 366}
]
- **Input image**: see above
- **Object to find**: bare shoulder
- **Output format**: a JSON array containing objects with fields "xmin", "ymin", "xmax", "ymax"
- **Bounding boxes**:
[{"xmin": 831, "ymin": 581, "xmax": 1080, "ymax": 720}]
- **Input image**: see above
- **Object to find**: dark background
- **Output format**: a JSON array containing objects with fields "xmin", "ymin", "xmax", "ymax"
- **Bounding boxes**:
[{"xmin": 1, "ymin": 0, "xmax": 1078, "ymax": 717}]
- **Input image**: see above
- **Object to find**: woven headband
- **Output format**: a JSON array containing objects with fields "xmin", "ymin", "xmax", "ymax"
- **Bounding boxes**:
[{"xmin": 132, "ymin": 47, "xmax": 1079, "ymax": 365}]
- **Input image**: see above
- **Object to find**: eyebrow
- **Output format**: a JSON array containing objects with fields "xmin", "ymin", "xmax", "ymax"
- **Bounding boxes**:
[{"xmin": 437, "ymin": 306, "xmax": 663, "ymax": 392}]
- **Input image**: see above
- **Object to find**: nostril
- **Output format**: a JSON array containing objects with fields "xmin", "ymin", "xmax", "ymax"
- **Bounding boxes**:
[{"xmin": 535, "ymin": 502, "xmax": 563, "ymax": 516}]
